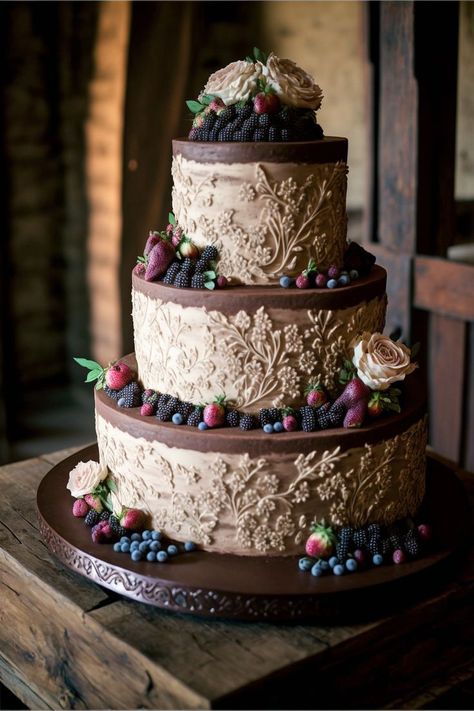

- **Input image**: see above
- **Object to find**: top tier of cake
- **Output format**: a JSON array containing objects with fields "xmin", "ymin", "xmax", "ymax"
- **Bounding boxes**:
[{"xmin": 171, "ymin": 138, "xmax": 348, "ymax": 285}]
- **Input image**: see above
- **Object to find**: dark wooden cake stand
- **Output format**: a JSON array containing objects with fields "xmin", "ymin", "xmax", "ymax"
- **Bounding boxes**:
[{"xmin": 37, "ymin": 444, "xmax": 470, "ymax": 623}]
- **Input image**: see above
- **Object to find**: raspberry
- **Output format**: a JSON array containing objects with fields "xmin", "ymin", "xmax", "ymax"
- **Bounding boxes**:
[
  {"xmin": 163, "ymin": 261, "xmax": 181, "ymax": 285},
  {"xmin": 329, "ymin": 402, "xmax": 345, "ymax": 427},
  {"xmin": 84, "ymin": 510, "xmax": 100, "ymax": 527},
  {"xmin": 239, "ymin": 413, "xmax": 256, "ymax": 431},
  {"xmin": 191, "ymin": 273, "xmax": 205, "ymax": 289},
  {"xmin": 226, "ymin": 410, "xmax": 240, "ymax": 428},
  {"xmin": 174, "ymin": 271, "xmax": 191, "ymax": 288},
  {"xmin": 187, "ymin": 406, "xmax": 203, "ymax": 427},
  {"xmin": 117, "ymin": 382, "xmax": 141, "ymax": 408},
  {"xmin": 300, "ymin": 406, "xmax": 317, "ymax": 432}
]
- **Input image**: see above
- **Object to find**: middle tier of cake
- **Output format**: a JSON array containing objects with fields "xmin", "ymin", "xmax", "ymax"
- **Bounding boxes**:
[{"xmin": 132, "ymin": 266, "xmax": 387, "ymax": 413}]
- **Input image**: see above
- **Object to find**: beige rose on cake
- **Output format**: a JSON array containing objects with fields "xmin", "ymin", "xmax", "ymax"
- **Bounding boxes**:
[
  {"xmin": 263, "ymin": 53, "xmax": 323, "ymax": 110},
  {"xmin": 202, "ymin": 60, "xmax": 262, "ymax": 105},
  {"xmin": 352, "ymin": 332, "xmax": 417, "ymax": 391},
  {"xmin": 66, "ymin": 460, "xmax": 108, "ymax": 498}
]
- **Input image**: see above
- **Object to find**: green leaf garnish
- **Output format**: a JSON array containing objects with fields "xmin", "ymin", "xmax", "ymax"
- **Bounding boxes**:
[
  {"xmin": 253, "ymin": 47, "xmax": 268, "ymax": 64},
  {"xmin": 203, "ymin": 270, "xmax": 216, "ymax": 280},
  {"xmin": 74, "ymin": 357, "xmax": 103, "ymax": 372},
  {"xmin": 200, "ymin": 94, "xmax": 215, "ymax": 106},
  {"xmin": 168, "ymin": 212, "xmax": 176, "ymax": 225},
  {"xmin": 106, "ymin": 478, "xmax": 118, "ymax": 493},
  {"xmin": 85, "ymin": 369, "xmax": 102, "ymax": 384},
  {"xmin": 204, "ymin": 281, "xmax": 216, "ymax": 290},
  {"xmin": 186, "ymin": 100, "xmax": 203, "ymax": 114}
]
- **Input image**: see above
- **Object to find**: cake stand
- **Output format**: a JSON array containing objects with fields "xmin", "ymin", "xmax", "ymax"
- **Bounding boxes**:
[{"xmin": 37, "ymin": 445, "xmax": 470, "ymax": 623}]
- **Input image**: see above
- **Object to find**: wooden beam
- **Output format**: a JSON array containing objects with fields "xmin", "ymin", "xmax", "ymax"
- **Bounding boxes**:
[{"xmin": 414, "ymin": 256, "xmax": 474, "ymax": 321}]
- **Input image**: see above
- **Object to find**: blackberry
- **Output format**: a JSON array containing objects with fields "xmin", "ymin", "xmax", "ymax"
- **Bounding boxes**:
[
  {"xmin": 100, "ymin": 510, "xmax": 110, "ymax": 521},
  {"xmin": 201, "ymin": 245, "xmax": 218, "ymax": 263},
  {"xmin": 85, "ymin": 510, "xmax": 100, "ymax": 527},
  {"xmin": 213, "ymin": 118, "xmax": 226, "ymax": 134},
  {"xmin": 367, "ymin": 523, "xmax": 382, "ymax": 541},
  {"xmin": 259, "ymin": 408, "xmax": 273, "ymax": 428},
  {"xmin": 329, "ymin": 401, "xmax": 345, "ymax": 427},
  {"xmin": 156, "ymin": 394, "xmax": 171, "ymax": 421},
  {"xmin": 300, "ymin": 406, "xmax": 317, "ymax": 432},
  {"xmin": 174, "ymin": 271, "xmax": 191, "ymax": 288},
  {"xmin": 235, "ymin": 102, "xmax": 253, "ymax": 119},
  {"xmin": 218, "ymin": 106, "xmax": 235, "ymax": 123},
  {"xmin": 241, "ymin": 128, "xmax": 253, "ymax": 142},
  {"xmin": 403, "ymin": 530, "xmax": 420, "ymax": 557},
  {"xmin": 268, "ymin": 126, "xmax": 281, "ymax": 142},
  {"xmin": 181, "ymin": 257, "xmax": 195, "ymax": 272},
  {"xmin": 163, "ymin": 261, "xmax": 181, "ymax": 284},
  {"xmin": 191, "ymin": 273, "xmax": 205, "ymax": 289},
  {"xmin": 117, "ymin": 381, "xmax": 141, "ymax": 408},
  {"xmin": 218, "ymin": 126, "xmax": 234, "ymax": 142},
  {"xmin": 194, "ymin": 259, "xmax": 207, "ymax": 274},
  {"xmin": 209, "ymin": 128, "xmax": 219, "ymax": 141},
  {"xmin": 253, "ymin": 128, "xmax": 267, "ymax": 141},
  {"xmin": 226, "ymin": 409, "xmax": 240, "ymax": 428},
  {"xmin": 187, "ymin": 406, "xmax": 203, "ymax": 427},
  {"xmin": 339, "ymin": 526, "xmax": 354, "ymax": 545},
  {"xmin": 317, "ymin": 403, "xmax": 332, "ymax": 429},
  {"xmin": 352, "ymin": 527, "xmax": 368, "ymax": 548},
  {"xmin": 389, "ymin": 534, "xmax": 402, "ymax": 551},
  {"xmin": 381, "ymin": 538, "xmax": 392, "ymax": 556},
  {"xmin": 268, "ymin": 407, "xmax": 281, "ymax": 424},
  {"xmin": 177, "ymin": 401, "xmax": 194, "ymax": 420},
  {"xmin": 367, "ymin": 536, "xmax": 381, "ymax": 555},
  {"xmin": 104, "ymin": 385, "xmax": 121, "ymax": 401},
  {"xmin": 276, "ymin": 107, "xmax": 291, "ymax": 126},
  {"xmin": 109, "ymin": 516, "xmax": 127, "ymax": 538},
  {"xmin": 242, "ymin": 114, "xmax": 259, "ymax": 132},
  {"xmin": 239, "ymin": 413, "xmax": 256, "ymax": 431},
  {"xmin": 258, "ymin": 113, "xmax": 271, "ymax": 128},
  {"xmin": 336, "ymin": 541, "xmax": 350, "ymax": 561},
  {"xmin": 165, "ymin": 397, "xmax": 181, "ymax": 421},
  {"xmin": 202, "ymin": 113, "xmax": 216, "ymax": 130},
  {"xmin": 281, "ymin": 128, "xmax": 293, "ymax": 141},
  {"xmin": 233, "ymin": 131, "xmax": 243, "ymax": 142}
]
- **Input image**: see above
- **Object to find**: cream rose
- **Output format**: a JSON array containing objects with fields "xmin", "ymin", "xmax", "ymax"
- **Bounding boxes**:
[
  {"xmin": 66, "ymin": 460, "xmax": 108, "ymax": 498},
  {"xmin": 263, "ymin": 53, "xmax": 323, "ymax": 110},
  {"xmin": 352, "ymin": 332, "xmax": 417, "ymax": 391},
  {"xmin": 202, "ymin": 60, "xmax": 261, "ymax": 105}
]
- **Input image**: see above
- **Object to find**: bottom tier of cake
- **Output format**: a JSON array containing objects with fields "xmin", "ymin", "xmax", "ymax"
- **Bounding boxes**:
[{"xmin": 94, "ymin": 372, "xmax": 427, "ymax": 557}]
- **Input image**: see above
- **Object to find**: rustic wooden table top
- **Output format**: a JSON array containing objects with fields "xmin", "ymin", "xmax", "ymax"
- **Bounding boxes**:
[{"xmin": 0, "ymin": 446, "xmax": 473, "ymax": 710}]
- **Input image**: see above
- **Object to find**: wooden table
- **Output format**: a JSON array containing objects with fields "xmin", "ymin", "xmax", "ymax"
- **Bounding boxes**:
[{"xmin": 0, "ymin": 447, "xmax": 473, "ymax": 710}]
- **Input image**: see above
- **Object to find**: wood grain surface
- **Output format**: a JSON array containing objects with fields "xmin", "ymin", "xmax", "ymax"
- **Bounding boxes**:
[{"xmin": 0, "ymin": 447, "xmax": 473, "ymax": 709}]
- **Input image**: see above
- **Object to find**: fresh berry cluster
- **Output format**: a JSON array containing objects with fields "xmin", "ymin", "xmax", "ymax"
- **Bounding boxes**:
[
  {"xmin": 134, "ymin": 216, "xmax": 226, "ymax": 290},
  {"xmin": 73, "ymin": 499, "xmax": 146, "ymax": 545},
  {"xmin": 299, "ymin": 519, "xmax": 433, "ymax": 577},
  {"xmin": 188, "ymin": 99, "xmax": 323, "ymax": 143},
  {"xmin": 112, "ymin": 529, "xmax": 197, "ymax": 563},
  {"xmin": 279, "ymin": 244, "xmax": 376, "ymax": 291}
]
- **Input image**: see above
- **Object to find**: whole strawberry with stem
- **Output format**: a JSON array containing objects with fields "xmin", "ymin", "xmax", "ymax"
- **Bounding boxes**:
[
  {"xmin": 343, "ymin": 399, "xmax": 368, "ymax": 428},
  {"xmin": 305, "ymin": 382, "xmax": 328, "ymax": 409},
  {"xmin": 254, "ymin": 90, "xmax": 280, "ymax": 115},
  {"xmin": 305, "ymin": 522, "xmax": 336, "ymax": 559},
  {"xmin": 203, "ymin": 395, "xmax": 226, "ymax": 428},
  {"xmin": 144, "ymin": 230, "xmax": 161, "ymax": 256},
  {"xmin": 120, "ymin": 508, "xmax": 145, "ymax": 531},
  {"xmin": 144, "ymin": 239, "xmax": 176, "ymax": 281},
  {"xmin": 84, "ymin": 493, "xmax": 103, "ymax": 512},
  {"xmin": 335, "ymin": 377, "xmax": 371, "ymax": 408}
]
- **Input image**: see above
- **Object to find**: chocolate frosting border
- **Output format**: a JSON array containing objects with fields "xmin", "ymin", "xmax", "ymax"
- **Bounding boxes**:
[
  {"xmin": 172, "ymin": 137, "xmax": 348, "ymax": 164},
  {"xmin": 95, "ymin": 369, "xmax": 426, "ymax": 457},
  {"xmin": 132, "ymin": 266, "xmax": 387, "ymax": 314}
]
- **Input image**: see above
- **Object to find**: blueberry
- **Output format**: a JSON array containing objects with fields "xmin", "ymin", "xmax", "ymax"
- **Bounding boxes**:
[
  {"xmin": 139, "ymin": 541, "xmax": 150, "ymax": 552},
  {"xmin": 311, "ymin": 563, "xmax": 325, "ymax": 577},
  {"xmin": 327, "ymin": 279, "xmax": 338, "ymax": 289},
  {"xmin": 273, "ymin": 421, "xmax": 284, "ymax": 433},
  {"xmin": 120, "ymin": 542, "xmax": 131, "ymax": 553},
  {"xmin": 172, "ymin": 412, "xmax": 184, "ymax": 425},
  {"xmin": 113, "ymin": 542, "xmax": 122, "ymax": 552},
  {"xmin": 346, "ymin": 558, "xmax": 358, "ymax": 572},
  {"xmin": 338, "ymin": 274, "xmax": 350, "ymax": 286},
  {"xmin": 117, "ymin": 397, "xmax": 126, "ymax": 407},
  {"xmin": 318, "ymin": 559, "xmax": 330, "ymax": 571},
  {"xmin": 184, "ymin": 541, "xmax": 196, "ymax": 552},
  {"xmin": 130, "ymin": 541, "xmax": 140, "ymax": 551},
  {"xmin": 131, "ymin": 550, "xmax": 142, "ymax": 562},
  {"xmin": 146, "ymin": 551, "xmax": 157, "ymax": 562},
  {"xmin": 328, "ymin": 556, "xmax": 339, "ymax": 569},
  {"xmin": 142, "ymin": 530, "xmax": 152, "ymax": 540},
  {"xmin": 167, "ymin": 544, "xmax": 178, "ymax": 556},
  {"xmin": 131, "ymin": 532, "xmax": 141, "ymax": 542},
  {"xmin": 151, "ymin": 531, "xmax": 162, "ymax": 541},
  {"xmin": 298, "ymin": 557, "xmax": 313, "ymax": 572},
  {"xmin": 333, "ymin": 564, "xmax": 345, "ymax": 576},
  {"xmin": 263, "ymin": 423, "xmax": 274, "ymax": 434},
  {"xmin": 150, "ymin": 540, "xmax": 161, "ymax": 552},
  {"xmin": 373, "ymin": 554, "xmax": 383, "ymax": 566},
  {"xmin": 279, "ymin": 275, "xmax": 292, "ymax": 288},
  {"xmin": 120, "ymin": 536, "xmax": 130, "ymax": 544},
  {"xmin": 349, "ymin": 269, "xmax": 359, "ymax": 280},
  {"xmin": 198, "ymin": 421, "xmax": 208, "ymax": 431},
  {"xmin": 157, "ymin": 551, "xmax": 169, "ymax": 563}
]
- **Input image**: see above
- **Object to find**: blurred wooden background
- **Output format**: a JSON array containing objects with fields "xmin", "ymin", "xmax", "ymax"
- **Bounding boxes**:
[{"xmin": 0, "ymin": 1, "xmax": 473, "ymax": 468}]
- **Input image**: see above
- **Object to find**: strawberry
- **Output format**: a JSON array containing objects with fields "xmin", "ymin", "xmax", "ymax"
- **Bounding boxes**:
[
  {"xmin": 253, "ymin": 93, "xmax": 267, "ymax": 114},
  {"xmin": 105, "ymin": 361, "xmax": 133, "ymax": 390},
  {"xmin": 133, "ymin": 262, "xmax": 146, "ymax": 277},
  {"xmin": 265, "ymin": 92, "xmax": 280, "ymax": 114},
  {"xmin": 305, "ymin": 383, "xmax": 328, "ymax": 409},
  {"xmin": 171, "ymin": 226, "xmax": 184, "ymax": 247},
  {"xmin": 336, "ymin": 378, "xmax": 371, "ymax": 408},
  {"xmin": 203, "ymin": 396, "xmax": 226, "ymax": 428},
  {"xmin": 140, "ymin": 402, "xmax": 155, "ymax": 417},
  {"xmin": 72, "ymin": 499, "xmax": 89, "ymax": 518},
  {"xmin": 144, "ymin": 230, "xmax": 161, "ymax": 256},
  {"xmin": 367, "ymin": 392, "xmax": 384, "ymax": 418},
  {"xmin": 145, "ymin": 239, "xmax": 176, "ymax": 281},
  {"xmin": 343, "ymin": 399, "xmax": 368, "ymax": 428},
  {"xmin": 283, "ymin": 414, "xmax": 298, "ymax": 432},
  {"xmin": 305, "ymin": 522, "xmax": 336, "ymax": 558},
  {"xmin": 120, "ymin": 508, "xmax": 145, "ymax": 531},
  {"xmin": 209, "ymin": 97, "xmax": 225, "ymax": 113},
  {"xmin": 417, "ymin": 523, "xmax": 432, "ymax": 542},
  {"xmin": 179, "ymin": 238, "xmax": 200, "ymax": 259},
  {"xmin": 84, "ymin": 493, "xmax": 103, "ymax": 512}
]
